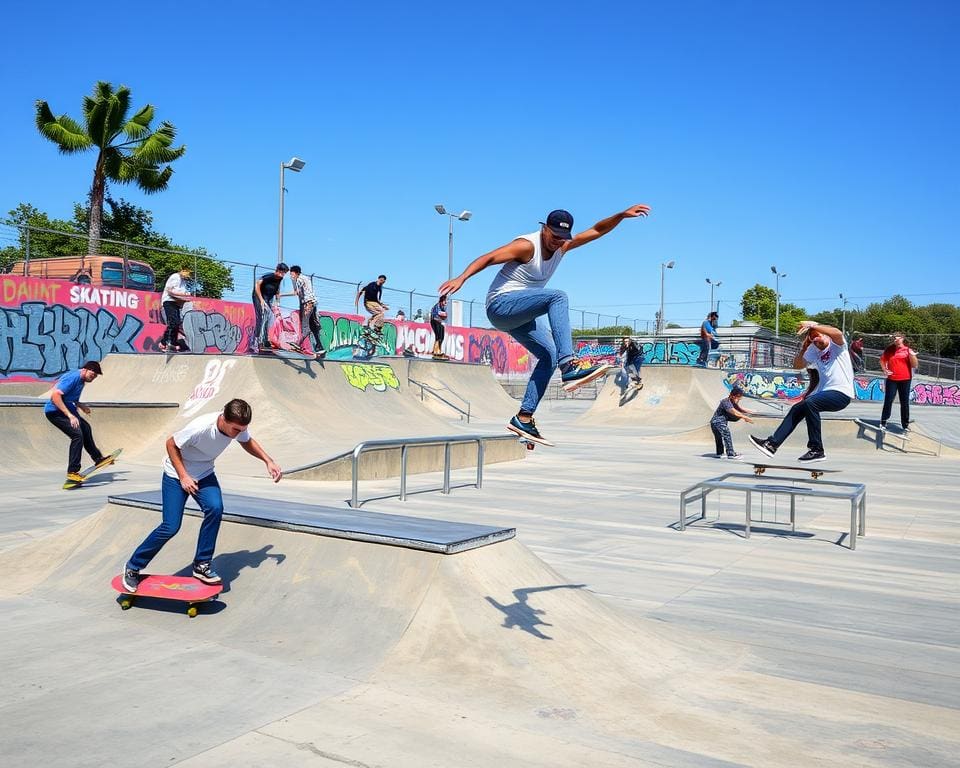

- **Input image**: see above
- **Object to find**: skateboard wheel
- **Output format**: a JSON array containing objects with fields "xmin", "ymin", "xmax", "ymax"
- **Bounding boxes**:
[
  {"xmin": 120, "ymin": 599, "xmax": 132, "ymax": 610},
  {"xmin": 526, "ymin": 442, "xmax": 535, "ymax": 451},
  {"xmin": 187, "ymin": 606, "xmax": 198, "ymax": 618}
]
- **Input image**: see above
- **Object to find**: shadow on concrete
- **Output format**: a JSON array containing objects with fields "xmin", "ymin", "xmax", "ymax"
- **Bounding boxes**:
[{"xmin": 485, "ymin": 584, "xmax": 587, "ymax": 640}]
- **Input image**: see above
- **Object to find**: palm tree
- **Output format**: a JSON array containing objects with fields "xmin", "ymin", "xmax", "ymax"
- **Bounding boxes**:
[{"xmin": 35, "ymin": 81, "xmax": 186, "ymax": 254}]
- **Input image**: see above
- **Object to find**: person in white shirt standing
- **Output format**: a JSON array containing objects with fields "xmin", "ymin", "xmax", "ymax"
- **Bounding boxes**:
[
  {"xmin": 158, "ymin": 266, "xmax": 194, "ymax": 353},
  {"xmin": 438, "ymin": 205, "xmax": 651, "ymax": 445},
  {"xmin": 120, "ymin": 399, "xmax": 282, "ymax": 591},
  {"xmin": 749, "ymin": 321, "xmax": 855, "ymax": 463}
]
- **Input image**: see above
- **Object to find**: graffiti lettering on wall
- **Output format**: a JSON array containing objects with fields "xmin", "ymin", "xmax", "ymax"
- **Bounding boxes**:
[
  {"xmin": 574, "ymin": 339, "xmax": 704, "ymax": 366},
  {"xmin": 0, "ymin": 275, "xmax": 532, "ymax": 383},
  {"xmin": 0, "ymin": 301, "xmax": 142, "ymax": 378},
  {"xmin": 913, "ymin": 383, "xmax": 960, "ymax": 406},
  {"xmin": 341, "ymin": 363, "xmax": 400, "ymax": 392},
  {"xmin": 183, "ymin": 358, "xmax": 237, "ymax": 416},
  {"xmin": 726, "ymin": 370, "xmax": 808, "ymax": 400}
]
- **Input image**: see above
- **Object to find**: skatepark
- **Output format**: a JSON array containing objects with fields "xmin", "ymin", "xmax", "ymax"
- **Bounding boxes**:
[{"xmin": 1, "ymin": 357, "xmax": 959, "ymax": 767}]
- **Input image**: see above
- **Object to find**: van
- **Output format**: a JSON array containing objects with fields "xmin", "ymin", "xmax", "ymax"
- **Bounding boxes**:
[{"xmin": 6, "ymin": 255, "xmax": 156, "ymax": 291}]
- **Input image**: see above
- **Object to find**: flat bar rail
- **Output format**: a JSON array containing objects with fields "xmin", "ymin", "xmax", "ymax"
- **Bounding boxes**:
[
  {"xmin": 679, "ymin": 472, "xmax": 867, "ymax": 550},
  {"xmin": 349, "ymin": 434, "xmax": 517, "ymax": 508},
  {"xmin": 407, "ymin": 377, "xmax": 471, "ymax": 422}
]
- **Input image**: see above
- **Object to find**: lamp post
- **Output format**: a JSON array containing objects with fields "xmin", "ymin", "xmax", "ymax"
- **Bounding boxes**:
[
  {"xmin": 278, "ymin": 157, "xmax": 305, "ymax": 263},
  {"xmin": 706, "ymin": 277, "xmax": 722, "ymax": 314},
  {"xmin": 435, "ymin": 204, "xmax": 472, "ymax": 280},
  {"xmin": 839, "ymin": 292, "xmax": 848, "ymax": 336},
  {"xmin": 659, "ymin": 261, "xmax": 675, "ymax": 335},
  {"xmin": 771, "ymin": 265, "xmax": 787, "ymax": 337}
]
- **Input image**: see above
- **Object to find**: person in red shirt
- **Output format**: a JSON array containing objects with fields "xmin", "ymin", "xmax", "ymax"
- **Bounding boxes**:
[{"xmin": 879, "ymin": 332, "xmax": 918, "ymax": 433}]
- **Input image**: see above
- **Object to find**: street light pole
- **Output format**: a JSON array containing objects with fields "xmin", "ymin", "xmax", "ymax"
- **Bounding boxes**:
[
  {"xmin": 771, "ymin": 265, "xmax": 787, "ymax": 337},
  {"xmin": 278, "ymin": 157, "xmax": 305, "ymax": 263},
  {"xmin": 839, "ymin": 292, "xmax": 848, "ymax": 336},
  {"xmin": 659, "ymin": 261, "xmax": 675, "ymax": 335},
  {"xmin": 435, "ymin": 205, "xmax": 472, "ymax": 280},
  {"xmin": 706, "ymin": 277, "xmax": 722, "ymax": 314}
]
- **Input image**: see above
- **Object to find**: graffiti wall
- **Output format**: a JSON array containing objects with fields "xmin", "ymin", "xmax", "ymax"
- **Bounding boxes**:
[
  {"xmin": 725, "ymin": 368, "xmax": 960, "ymax": 408},
  {"xmin": 0, "ymin": 275, "xmax": 531, "ymax": 383},
  {"xmin": 575, "ymin": 339, "xmax": 704, "ymax": 366}
]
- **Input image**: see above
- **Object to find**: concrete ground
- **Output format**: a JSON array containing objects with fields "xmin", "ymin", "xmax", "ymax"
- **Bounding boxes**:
[{"xmin": 1, "ymin": 394, "xmax": 959, "ymax": 766}]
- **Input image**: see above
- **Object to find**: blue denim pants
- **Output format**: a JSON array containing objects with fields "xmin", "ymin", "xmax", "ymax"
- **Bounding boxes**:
[
  {"xmin": 128, "ymin": 472, "xmax": 224, "ymax": 570},
  {"xmin": 486, "ymin": 289, "xmax": 574, "ymax": 414},
  {"xmin": 772, "ymin": 390, "xmax": 851, "ymax": 451}
]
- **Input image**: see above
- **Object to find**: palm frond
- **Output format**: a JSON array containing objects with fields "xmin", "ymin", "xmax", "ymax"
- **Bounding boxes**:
[
  {"xmin": 35, "ymin": 101, "xmax": 92, "ymax": 153},
  {"xmin": 102, "ymin": 148, "xmax": 124, "ymax": 181},
  {"xmin": 133, "ymin": 123, "xmax": 186, "ymax": 165},
  {"xmin": 129, "ymin": 162, "xmax": 174, "ymax": 193},
  {"xmin": 122, "ymin": 104, "xmax": 155, "ymax": 140}
]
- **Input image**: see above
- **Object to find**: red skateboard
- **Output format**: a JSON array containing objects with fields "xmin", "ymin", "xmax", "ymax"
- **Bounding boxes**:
[{"xmin": 111, "ymin": 574, "xmax": 223, "ymax": 618}]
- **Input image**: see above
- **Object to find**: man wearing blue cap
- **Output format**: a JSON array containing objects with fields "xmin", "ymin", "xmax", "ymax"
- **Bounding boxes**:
[{"xmin": 439, "ymin": 204, "xmax": 651, "ymax": 444}]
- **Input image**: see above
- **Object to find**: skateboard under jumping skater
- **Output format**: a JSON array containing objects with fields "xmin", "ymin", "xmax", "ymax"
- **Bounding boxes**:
[
  {"xmin": 111, "ymin": 573, "xmax": 222, "ymax": 618},
  {"xmin": 749, "ymin": 462, "xmax": 839, "ymax": 481}
]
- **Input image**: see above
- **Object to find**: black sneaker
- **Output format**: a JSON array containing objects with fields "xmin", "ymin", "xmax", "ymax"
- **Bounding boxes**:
[
  {"xmin": 749, "ymin": 435, "xmax": 778, "ymax": 458},
  {"xmin": 192, "ymin": 562, "xmax": 222, "ymax": 585},
  {"xmin": 797, "ymin": 450, "xmax": 826, "ymax": 463},
  {"xmin": 121, "ymin": 567, "xmax": 140, "ymax": 593},
  {"xmin": 507, "ymin": 415, "xmax": 548, "ymax": 444},
  {"xmin": 559, "ymin": 360, "xmax": 612, "ymax": 391}
]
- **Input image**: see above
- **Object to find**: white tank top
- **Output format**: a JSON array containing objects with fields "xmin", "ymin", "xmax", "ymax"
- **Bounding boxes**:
[{"xmin": 485, "ymin": 232, "xmax": 565, "ymax": 306}]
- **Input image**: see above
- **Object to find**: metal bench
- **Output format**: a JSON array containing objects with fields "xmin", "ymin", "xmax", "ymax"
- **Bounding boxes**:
[{"xmin": 679, "ymin": 472, "xmax": 866, "ymax": 549}]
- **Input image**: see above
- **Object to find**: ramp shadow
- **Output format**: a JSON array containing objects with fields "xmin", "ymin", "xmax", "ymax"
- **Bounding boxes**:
[
  {"xmin": 173, "ymin": 544, "xmax": 286, "ymax": 594},
  {"xmin": 485, "ymin": 584, "xmax": 587, "ymax": 640}
]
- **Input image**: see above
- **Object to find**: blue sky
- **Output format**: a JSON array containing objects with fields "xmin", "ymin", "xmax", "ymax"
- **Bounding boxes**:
[{"xmin": 2, "ymin": 1, "xmax": 957, "ymax": 327}]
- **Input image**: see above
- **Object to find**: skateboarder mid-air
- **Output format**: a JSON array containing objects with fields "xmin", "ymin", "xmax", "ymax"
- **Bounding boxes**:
[
  {"xmin": 120, "ymin": 398, "xmax": 282, "ymax": 592},
  {"xmin": 44, "ymin": 360, "xmax": 115, "ymax": 486},
  {"xmin": 710, "ymin": 385, "xmax": 754, "ymax": 459},
  {"xmin": 619, "ymin": 336, "xmax": 644, "ymax": 389},
  {"xmin": 749, "ymin": 321, "xmax": 854, "ymax": 463},
  {"xmin": 438, "ymin": 204, "xmax": 651, "ymax": 444}
]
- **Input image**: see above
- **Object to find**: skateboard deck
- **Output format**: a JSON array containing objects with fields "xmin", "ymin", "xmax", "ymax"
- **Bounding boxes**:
[
  {"xmin": 750, "ymin": 462, "xmax": 839, "ymax": 480},
  {"xmin": 63, "ymin": 448, "xmax": 122, "ymax": 489},
  {"xmin": 854, "ymin": 419, "xmax": 911, "ymax": 440},
  {"xmin": 562, "ymin": 362, "xmax": 613, "ymax": 392},
  {"xmin": 507, "ymin": 425, "xmax": 555, "ymax": 450},
  {"xmin": 111, "ymin": 574, "xmax": 223, "ymax": 618}
]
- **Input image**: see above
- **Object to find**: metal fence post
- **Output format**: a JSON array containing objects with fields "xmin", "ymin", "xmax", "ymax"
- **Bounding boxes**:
[{"xmin": 442, "ymin": 443, "xmax": 451, "ymax": 494}]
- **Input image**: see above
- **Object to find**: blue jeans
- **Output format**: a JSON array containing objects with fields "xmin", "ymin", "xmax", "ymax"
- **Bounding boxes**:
[
  {"xmin": 771, "ymin": 390, "xmax": 851, "ymax": 452},
  {"xmin": 128, "ymin": 472, "xmax": 224, "ymax": 570},
  {"xmin": 486, "ymin": 289, "xmax": 574, "ymax": 414}
]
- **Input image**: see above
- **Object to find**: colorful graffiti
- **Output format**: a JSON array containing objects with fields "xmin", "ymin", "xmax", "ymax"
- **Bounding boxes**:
[
  {"xmin": 574, "ymin": 339, "xmax": 704, "ymax": 366},
  {"xmin": 0, "ymin": 275, "xmax": 532, "ymax": 383},
  {"xmin": 724, "ymin": 370, "xmax": 960, "ymax": 408},
  {"xmin": 341, "ymin": 362, "xmax": 400, "ymax": 392}
]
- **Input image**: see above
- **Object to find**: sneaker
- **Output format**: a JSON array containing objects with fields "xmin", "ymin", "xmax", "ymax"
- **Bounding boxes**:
[
  {"xmin": 192, "ymin": 562, "xmax": 222, "ymax": 585},
  {"xmin": 726, "ymin": 453, "xmax": 743, "ymax": 460},
  {"xmin": 879, "ymin": 422, "xmax": 888, "ymax": 432},
  {"xmin": 95, "ymin": 455, "xmax": 115, "ymax": 470},
  {"xmin": 507, "ymin": 414, "xmax": 546, "ymax": 443},
  {"xmin": 157, "ymin": 342, "xmax": 169, "ymax": 353},
  {"xmin": 797, "ymin": 449, "xmax": 826, "ymax": 463},
  {"xmin": 315, "ymin": 350, "xmax": 327, "ymax": 359},
  {"xmin": 749, "ymin": 435, "xmax": 778, "ymax": 458},
  {"xmin": 65, "ymin": 472, "xmax": 85, "ymax": 484},
  {"xmin": 121, "ymin": 567, "xmax": 140, "ymax": 593},
  {"xmin": 560, "ymin": 360, "xmax": 611, "ymax": 391}
]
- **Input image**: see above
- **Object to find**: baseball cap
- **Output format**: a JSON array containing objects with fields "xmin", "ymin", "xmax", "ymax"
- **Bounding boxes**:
[
  {"xmin": 82, "ymin": 360, "xmax": 103, "ymax": 375},
  {"xmin": 542, "ymin": 209, "xmax": 574, "ymax": 240}
]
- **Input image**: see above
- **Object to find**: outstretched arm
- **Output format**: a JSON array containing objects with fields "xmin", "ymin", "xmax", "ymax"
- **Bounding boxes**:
[
  {"xmin": 438, "ymin": 238, "xmax": 534, "ymax": 297},
  {"xmin": 565, "ymin": 204, "xmax": 651, "ymax": 252},
  {"xmin": 241, "ymin": 438, "xmax": 283, "ymax": 482}
]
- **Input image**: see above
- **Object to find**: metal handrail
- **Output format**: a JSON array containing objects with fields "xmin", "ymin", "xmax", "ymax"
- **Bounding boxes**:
[
  {"xmin": 349, "ymin": 433, "xmax": 515, "ymax": 508},
  {"xmin": 407, "ymin": 377, "xmax": 471, "ymax": 422}
]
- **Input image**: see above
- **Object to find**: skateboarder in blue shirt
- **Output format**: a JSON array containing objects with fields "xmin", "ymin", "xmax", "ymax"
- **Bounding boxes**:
[
  {"xmin": 44, "ymin": 360, "xmax": 114, "ymax": 485},
  {"xmin": 697, "ymin": 312, "xmax": 719, "ymax": 367},
  {"xmin": 438, "ymin": 204, "xmax": 651, "ymax": 443}
]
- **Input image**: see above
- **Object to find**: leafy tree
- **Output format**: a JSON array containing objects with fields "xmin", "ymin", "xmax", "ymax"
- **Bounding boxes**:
[
  {"xmin": 573, "ymin": 325, "xmax": 635, "ymax": 338},
  {"xmin": 35, "ymin": 81, "xmax": 185, "ymax": 253},
  {"xmin": 3, "ymin": 200, "xmax": 233, "ymax": 299},
  {"xmin": 740, "ymin": 283, "xmax": 806, "ymax": 334}
]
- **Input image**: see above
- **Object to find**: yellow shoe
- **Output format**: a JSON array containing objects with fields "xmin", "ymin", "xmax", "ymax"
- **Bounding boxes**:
[{"xmin": 95, "ymin": 456, "xmax": 115, "ymax": 470}]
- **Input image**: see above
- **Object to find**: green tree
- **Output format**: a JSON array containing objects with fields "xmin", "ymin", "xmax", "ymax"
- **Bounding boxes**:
[
  {"xmin": 740, "ymin": 283, "xmax": 807, "ymax": 334},
  {"xmin": 35, "ymin": 81, "xmax": 185, "ymax": 253}
]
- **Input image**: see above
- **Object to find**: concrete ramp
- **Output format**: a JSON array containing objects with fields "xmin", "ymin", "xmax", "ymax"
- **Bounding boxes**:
[
  {"xmin": 403, "ymin": 357, "xmax": 519, "ymax": 421},
  {"xmin": 581, "ymin": 366, "xmax": 730, "ymax": 429},
  {"xmin": 45, "ymin": 353, "xmax": 524, "ymax": 478}
]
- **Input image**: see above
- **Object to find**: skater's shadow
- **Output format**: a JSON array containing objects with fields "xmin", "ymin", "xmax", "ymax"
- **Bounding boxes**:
[
  {"xmin": 174, "ymin": 544, "xmax": 285, "ymax": 593},
  {"xmin": 485, "ymin": 584, "xmax": 587, "ymax": 640}
]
